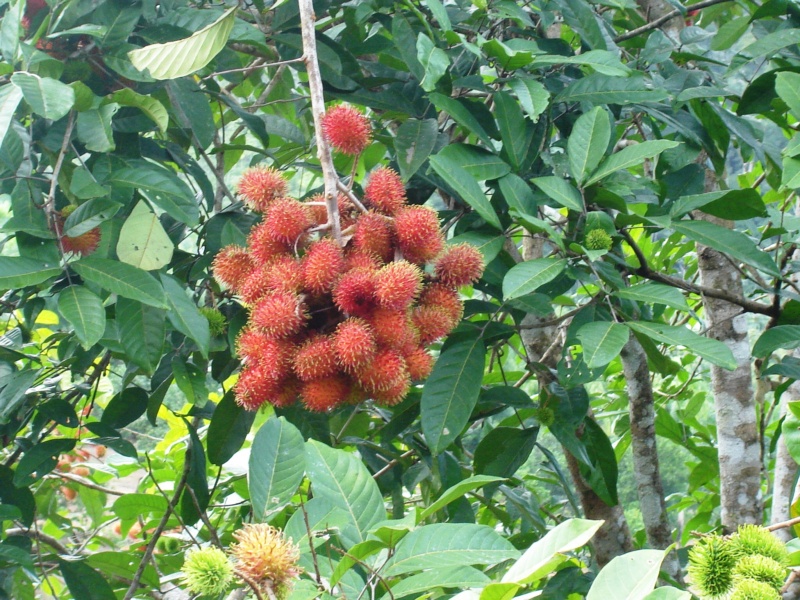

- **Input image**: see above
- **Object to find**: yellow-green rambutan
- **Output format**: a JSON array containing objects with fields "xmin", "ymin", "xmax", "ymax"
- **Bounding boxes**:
[
  {"xmin": 181, "ymin": 547, "xmax": 234, "ymax": 597},
  {"xmin": 732, "ymin": 555, "xmax": 786, "ymax": 591},
  {"xmin": 585, "ymin": 229, "xmax": 613, "ymax": 251},
  {"xmin": 730, "ymin": 579, "xmax": 782, "ymax": 600},
  {"xmin": 687, "ymin": 534, "xmax": 737, "ymax": 599},
  {"xmin": 199, "ymin": 307, "xmax": 226, "ymax": 337},
  {"xmin": 730, "ymin": 525, "xmax": 789, "ymax": 567}
]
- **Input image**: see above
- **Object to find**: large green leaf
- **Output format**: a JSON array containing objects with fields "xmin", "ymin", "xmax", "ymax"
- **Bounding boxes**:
[
  {"xmin": 614, "ymin": 283, "xmax": 690, "ymax": 312},
  {"xmin": 160, "ymin": 274, "xmax": 210, "ymax": 358},
  {"xmin": 395, "ymin": 118, "xmax": 438, "ymax": 181},
  {"xmin": 101, "ymin": 387, "xmax": 149, "ymax": 429},
  {"xmin": 0, "ymin": 84, "xmax": 23, "ymax": 148},
  {"xmin": 110, "ymin": 161, "xmax": 199, "ymax": 225},
  {"xmin": 642, "ymin": 589, "xmax": 691, "ymax": 600},
  {"xmin": 207, "ymin": 391, "xmax": 255, "ymax": 466},
  {"xmin": 305, "ymin": 440, "xmax": 386, "ymax": 548},
  {"xmin": 585, "ymin": 140, "xmax": 680, "ymax": 186},
  {"xmin": 85, "ymin": 552, "xmax": 159, "ymax": 590},
  {"xmin": 389, "ymin": 567, "xmax": 490, "ymax": 597},
  {"xmin": 532, "ymin": 177, "xmax": 584, "ymax": 212},
  {"xmin": 670, "ymin": 189, "xmax": 765, "ymax": 220},
  {"xmin": 495, "ymin": 90, "xmax": 531, "ymax": 170},
  {"xmin": 116, "ymin": 201, "xmax": 174, "ymax": 271},
  {"xmin": 778, "ymin": 72, "xmax": 800, "ymax": 119},
  {"xmin": 421, "ymin": 331, "xmax": 486, "ymax": 454},
  {"xmin": 11, "ymin": 73, "xmax": 75, "ymax": 120},
  {"xmin": 419, "ymin": 475, "xmax": 505, "ymax": 521},
  {"xmin": 116, "ymin": 297, "xmax": 166, "ymax": 373},
  {"xmin": 753, "ymin": 325, "xmax": 800, "ymax": 358},
  {"xmin": 508, "ymin": 78, "xmax": 549, "ymax": 123},
  {"xmin": 63, "ymin": 198, "xmax": 121, "ymax": 237},
  {"xmin": 0, "ymin": 370, "xmax": 38, "ymax": 426},
  {"xmin": 0, "ymin": 257, "xmax": 61, "ymax": 289},
  {"xmin": 430, "ymin": 154, "xmax": 502, "ymax": 230},
  {"xmin": 435, "ymin": 144, "xmax": 511, "ymax": 181},
  {"xmin": 671, "ymin": 220, "xmax": 780, "ymax": 276},
  {"xmin": 429, "ymin": 93, "xmax": 494, "ymax": 146},
  {"xmin": 502, "ymin": 258, "xmax": 567, "ymax": 300},
  {"xmin": 498, "ymin": 173, "xmax": 538, "ymax": 215},
  {"xmin": 416, "ymin": 34, "xmax": 449, "ymax": 92},
  {"xmin": 57, "ymin": 285, "xmax": 105, "ymax": 350},
  {"xmin": 76, "ymin": 104, "xmax": 118, "ymax": 152},
  {"xmin": 626, "ymin": 322, "xmax": 736, "ymax": 369},
  {"xmin": 112, "ymin": 493, "xmax": 168, "ymax": 520},
  {"xmin": 128, "ymin": 7, "xmax": 237, "ymax": 80},
  {"xmin": 502, "ymin": 518, "xmax": 603, "ymax": 583},
  {"xmin": 72, "ymin": 257, "xmax": 168, "ymax": 308},
  {"xmin": 249, "ymin": 417, "xmax": 306, "ymax": 522},
  {"xmin": 109, "ymin": 88, "xmax": 168, "ymax": 133},
  {"xmin": 474, "ymin": 427, "xmax": 538, "ymax": 479},
  {"xmin": 59, "ymin": 559, "xmax": 116, "ymax": 600},
  {"xmin": 556, "ymin": 74, "xmax": 669, "ymax": 105},
  {"xmin": 587, "ymin": 549, "xmax": 667, "ymax": 600},
  {"xmin": 383, "ymin": 523, "xmax": 519, "ymax": 575},
  {"xmin": 14, "ymin": 439, "xmax": 76, "ymax": 486},
  {"xmin": 568, "ymin": 106, "xmax": 611, "ymax": 185},
  {"xmin": 576, "ymin": 322, "xmax": 629, "ymax": 369}
]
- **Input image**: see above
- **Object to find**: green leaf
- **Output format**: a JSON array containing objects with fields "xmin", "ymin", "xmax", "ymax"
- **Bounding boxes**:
[
  {"xmin": 474, "ymin": 427, "xmax": 538, "ymax": 479},
  {"xmin": 733, "ymin": 28, "xmax": 800, "ymax": 73},
  {"xmin": 390, "ymin": 567, "xmax": 491, "ymax": 597},
  {"xmin": 86, "ymin": 552, "xmax": 159, "ymax": 590},
  {"xmin": 502, "ymin": 518, "xmax": 603, "ymax": 583},
  {"xmin": 585, "ymin": 140, "xmax": 680, "ymax": 186},
  {"xmin": 76, "ymin": 104, "xmax": 118, "ymax": 152},
  {"xmin": 0, "ymin": 370, "xmax": 38, "ymax": 425},
  {"xmin": 614, "ymin": 283, "xmax": 690, "ymax": 312},
  {"xmin": 383, "ymin": 523, "xmax": 519, "ymax": 575},
  {"xmin": 101, "ymin": 386, "xmax": 149, "ymax": 429},
  {"xmin": 480, "ymin": 582, "xmax": 520, "ymax": 600},
  {"xmin": 14, "ymin": 439, "xmax": 76, "ymax": 486},
  {"xmin": 421, "ymin": 331, "xmax": 486, "ymax": 454},
  {"xmin": 116, "ymin": 201, "xmax": 174, "ymax": 271},
  {"xmin": 669, "ymin": 189, "xmax": 766, "ymax": 220},
  {"xmin": 711, "ymin": 16, "xmax": 750, "ymax": 51},
  {"xmin": 576, "ymin": 322, "xmax": 629, "ymax": 368},
  {"xmin": 416, "ymin": 34, "xmax": 449, "ymax": 92},
  {"xmin": 63, "ymin": 198, "xmax": 121, "ymax": 237},
  {"xmin": 180, "ymin": 420, "xmax": 210, "ymax": 526},
  {"xmin": 110, "ymin": 160, "xmax": 199, "ymax": 226},
  {"xmin": 0, "ymin": 544, "xmax": 33, "ymax": 569},
  {"xmin": 395, "ymin": 118, "xmax": 438, "ymax": 182},
  {"xmin": 208, "ymin": 391, "xmax": 256, "ymax": 466},
  {"xmin": 59, "ymin": 559, "xmax": 116, "ymax": 600},
  {"xmin": 778, "ymin": 73, "xmax": 800, "ymax": 119},
  {"xmin": 429, "ymin": 93, "xmax": 494, "ymax": 146},
  {"xmin": 172, "ymin": 357, "xmax": 207, "ymax": 406},
  {"xmin": 587, "ymin": 549, "xmax": 667, "ymax": 600},
  {"xmin": 0, "ymin": 257, "xmax": 61, "ymax": 289},
  {"xmin": 626, "ymin": 322, "xmax": 736, "ymax": 369},
  {"xmin": 419, "ymin": 475, "xmax": 506, "ymax": 521},
  {"xmin": 128, "ymin": 7, "xmax": 237, "ymax": 80},
  {"xmin": 498, "ymin": 173, "xmax": 538, "ymax": 215},
  {"xmin": 556, "ymin": 74, "xmax": 669, "ymax": 105},
  {"xmin": 430, "ymin": 154, "xmax": 502, "ymax": 230},
  {"xmin": 533, "ymin": 50, "xmax": 632, "ymax": 76},
  {"xmin": 568, "ymin": 107, "xmax": 611, "ymax": 185},
  {"xmin": 532, "ymin": 177, "xmax": 584, "ymax": 212},
  {"xmin": 11, "ymin": 73, "xmax": 75, "ymax": 120},
  {"xmin": 305, "ymin": 440, "xmax": 386, "ymax": 548},
  {"xmin": 329, "ymin": 540, "xmax": 387, "ymax": 587},
  {"xmin": 436, "ymin": 144, "xmax": 511, "ymax": 181},
  {"xmin": 109, "ymin": 88, "xmax": 168, "ymax": 133},
  {"xmin": 671, "ymin": 220, "xmax": 780, "ymax": 277},
  {"xmin": 753, "ymin": 326, "xmax": 800, "ymax": 358},
  {"xmin": 249, "ymin": 417, "xmax": 306, "ymax": 522},
  {"xmin": 116, "ymin": 297, "xmax": 166, "ymax": 373},
  {"xmin": 112, "ymin": 493, "xmax": 168, "ymax": 520},
  {"xmin": 508, "ymin": 78, "xmax": 550, "ymax": 122},
  {"xmin": 72, "ymin": 257, "xmax": 168, "ymax": 308},
  {"xmin": 502, "ymin": 258, "xmax": 567, "ymax": 300},
  {"xmin": 160, "ymin": 274, "xmax": 210, "ymax": 358},
  {"xmin": 642, "ymin": 588, "xmax": 692, "ymax": 600},
  {"xmin": 0, "ymin": 84, "xmax": 23, "ymax": 148},
  {"xmin": 284, "ymin": 497, "xmax": 351, "ymax": 552},
  {"xmin": 58, "ymin": 285, "xmax": 105, "ymax": 350},
  {"xmin": 448, "ymin": 232, "xmax": 505, "ymax": 264},
  {"xmin": 495, "ymin": 90, "xmax": 531, "ymax": 170}
]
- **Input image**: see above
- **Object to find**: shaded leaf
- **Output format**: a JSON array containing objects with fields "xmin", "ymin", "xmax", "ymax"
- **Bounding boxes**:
[
  {"xmin": 72, "ymin": 257, "xmax": 168, "ymax": 308},
  {"xmin": 626, "ymin": 321, "xmax": 736, "ymax": 369},
  {"xmin": 568, "ymin": 106, "xmax": 611, "ymax": 185},
  {"xmin": 11, "ymin": 72, "xmax": 75, "ymax": 120},
  {"xmin": 585, "ymin": 140, "xmax": 680, "ymax": 186},
  {"xmin": 58, "ymin": 285, "xmax": 105, "ymax": 350},
  {"xmin": 576, "ymin": 322, "xmax": 629, "ymax": 368},
  {"xmin": 419, "ymin": 475, "xmax": 506, "ymax": 521},
  {"xmin": 0, "ymin": 257, "xmax": 61, "ymax": 290},
  {"xmin": 116, "ymin": 297, "xmax": 166, "ymax": 373},
  {"xmin": 59, "ymin": 559, "xmax": 116, "ymax": 600},
  {"xmin": 753, "ymin": 325, "xmax": 800, "ymax": 358},
  {"xmin": 430, "ymin": 154, "xmax": 502, "ymax": 230},
  {"xmin": 532, "ymin": 176, "xmax": 584, "ymax": 212},
  {"xmin": 208, "ymin": 391, "xmax": 256, "ymax": 466},
  {"xmin": 160, "ymin": 274, "xmax": 210, "ymax": 358}
]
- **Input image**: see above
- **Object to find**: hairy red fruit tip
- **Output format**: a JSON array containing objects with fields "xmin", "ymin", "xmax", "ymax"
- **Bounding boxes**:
[
  {"xmin": 394, "ymin": 206, "xmax": 444, "ymax": 264},
  {"xmin": 356, "ymin": 349, "xmax": 408, "ymax": 394},
  {"xmin": 334, "ymin": 318, "xmax": 377, "ymax": 372},
  {"xmin": 294, "ymin": 335, "xmax": 339, "ymax": 381},
  {"xmin": 321, "ymin": 104, "xmax": 372, "ymax": 156},
  {"xmin": 251, "ymin": 292, "xmax": 307, "ymax": 339},
  {"xmin": 301, "ymin": 375, "xmax": 351, "ymax": 412},
  {"xmin": 435, "ymin": 243, "xmax": 485, "ymax": 287},
  {"xmin": 262, "ymin": 198, "xmax": 311, "ymax": 247},
  {"xmin": 236, "ymin": 328, "xmax": 294, "ymax": 380},
  {"xmin": 241, "ymin": 257, "xmax": 303, "ymax": 304},
  {"xmin": 352, "ymin": 212, "xmax": 393, "ymax": 263},
  {"xmin": 404, "ymin": 346, "xmax": 434, "ymax": 380},
  {"xmin": 375, "ymin": 261, "xmax": 423, "ymax": 311},
  {"xmin": 364, "ymin": 167, "xmax": 406, "ymax": 215},
  {"xmin": 56, "ymin": 205, "xmax": 101, "ymax": 257},
  {"xmin": 413, "ymin": 305, "xmax": 457, "ymax": 344},
  {"xmin": 237, "ymin": 166, "xmax": 288, "ymax": 213},
  {"xmin": 247, "ymin": 221, "xmax": 291, "ymax": 265},
  {"xmin": 420, "ymin": 283, "xmax": 464, "ymax": 324},
  {"xmin": 234, "ymin": 364, "xmax": 279, "ymax": 411},
  {"xmin": 213, "ymin": 245, "xmax": 254, "ymax": 293},
  {"xmin": 368, "ymin": 308, "xmax": 415, "ymax": 350},
  {"xmin": 333, "ymin": 268, "xmax": 378, "ymax": 317},
  {"xmin": 374, "ymin": 373, "xmax": 411, "ymax": 406},
  {"xmin": 302, "ymin": 238, "xmax": 345, "ymax": 295}
]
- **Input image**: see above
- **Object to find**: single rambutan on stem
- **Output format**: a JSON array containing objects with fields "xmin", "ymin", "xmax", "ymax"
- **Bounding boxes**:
[{"xmin": 299, "ymin": 0, "xmax": 342, "ymax": 246}]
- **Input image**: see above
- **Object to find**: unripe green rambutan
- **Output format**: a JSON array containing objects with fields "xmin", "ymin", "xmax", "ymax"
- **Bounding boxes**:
[
  {"xmin": 182, "ymin": 547, "xmax": 234, "ymax": 597},
  {"xmin": 687, "ymin": 534, "xmax": 737, "ymax": 599},
  {"xmin": 732, "ymin": 555, "xmax": 786, "ymax": 591},
  {"xmin": 585, "ymin": 229, "xmax": 613, "ymax": 251},
  {"xmin": 199, "ymin": 307, "xmax": 226, "ymax": 337},
  {"xmin": 730, "ymin": 579, "xmax": 782, "ymax": 600},
  {"xmin": 730, "ymin": 525, "xmax": 790, "ymax": 567},
  {"xmin": 535, "ymin": 406, "xmax": 555, "ymax": 427}
]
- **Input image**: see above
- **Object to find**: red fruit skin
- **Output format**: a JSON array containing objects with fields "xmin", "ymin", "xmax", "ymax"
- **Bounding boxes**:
[
  {"xmin": 60, "ymin": 228, "xmax": 101, "ymax": 256},
  {"xmin": 239, "ymin": 267, "xmax": 273, "ymax": 306},
  {"xmin": 420, "ymin": 284, "xmax": 463, "ymax": 324},
  {"xmin": 374, "ymin": 261, "xmax": 423, "ymax": 311},
  {"xmin": 352, "ymin": 212, "xmax": 393, "ymax": 263},
  {"xmin": 413, "ymin": 305, "xmax": 456, "ymax": 344},
  {"xmin": 373, "ymin": 374, "xmax": 411, "ymax": 406},
  {"xmin": 247, "ymin": 221, "xmax": 291, "ymax": 264},
  {"xmin": 213, "ymin": 246, "xmax": 254, "ymax": 293},
  {"xmin": 364, "ymin": 167, "xmax": 406, "ymax": 215},
  {"xmin": 404, "ymin": 346, "xmax": 434, "ymax": 380},
  {"xmin": 236, "ymin": 328, "xmax": 294, "ymax": 379},
  {"xmin": 355, "ymin": 349, "xmax": 407, "ymax": 394},
  {"xmin": 251, "ymin": 293, "xmax": 307, "ymax": 339},
  {"xmin": 367, "ymin": 308, "xmax": 414, "ymax": 350},
  {"xmin": 262, "ymin": 255, "xmax": 305, "ymax": 294},
  {"xmin": 345, "ymin": 250, "xmax": 382, "ymax": 271},
  {"xmin": 302, "ymin": 238, "xmax": 345, "ymax": 295},
  {"xmin": 294, "ymin": 335, "xmax": 339, "ymax": 381},
  {"xmin": 321, "ymin": 105, "xmax": 372, "ymax": 155},
  {"xmin": 234, "ymin": 364, "xmax": 280, "ymax": 411},
  {"xmin": 237, "ymin": 166, "xmax": 288, "ymax": 212},
  {"xmin": 394, "ymin": 206, "xmax": 444, "ymax": 264},
  {"xmin": 300, "ymin": 375, "xmax": 351, "ymax": 412},
  {"xmin": 332, "ymin": 268, "xmax": 378, "ymax": 317},
  {"xmin": 334, "ymin": 318, "xmax": 377, "ymax": 372},
  {"xmin": 271, "ymin": 377, "xmax": 301, "ymax": 408},
  {"xmin": 262, "ymin": 198, "xmax": 312, "ymax": 247},
  {"xmin": 434, "ymin": 244, "xmax": 485, "ymax": 287}
]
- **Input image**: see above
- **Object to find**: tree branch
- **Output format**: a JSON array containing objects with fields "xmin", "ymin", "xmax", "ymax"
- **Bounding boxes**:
[
  {"xmin": 6, "ymin": 527, "xmax": 71, "ymax": 555},
  {"xmin": 614, "ymin": 0, "xmax": 733, "ymax": 42}
]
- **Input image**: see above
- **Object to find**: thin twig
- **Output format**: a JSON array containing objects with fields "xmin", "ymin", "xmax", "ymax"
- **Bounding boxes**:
[
  {"xmin": 234, "ymin": 570, "xmax": 266, "ymax": 600},
  {"xmin": 767, "ymin": 515, "xmax": 800, "ymax": 531},
  {"xmin": 336, "ymin": 181, "xmax": 369, "ymax": 213},
  {"xmin": 6, "ymin": 527, "xmax": 71, "ymax": 555},
  {"xmin": 614, "ymin": 0, "xmax": 733, "ymax": 42},
  {"xmin": 44, "ymin": 471, "xmax": 125, "ymax": 496},
  {"xmin": 372, "ymin": 449, "xmax": 414, "ymax": 479}
]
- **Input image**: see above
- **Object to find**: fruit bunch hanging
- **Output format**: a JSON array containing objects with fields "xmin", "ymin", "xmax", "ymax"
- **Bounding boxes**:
[{"xmin": 213, "ymin": 105, "xmax": 484, "ymax": 412}]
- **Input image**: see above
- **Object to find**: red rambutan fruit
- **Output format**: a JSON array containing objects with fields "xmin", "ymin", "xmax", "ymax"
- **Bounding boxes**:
[
  {"xmin": 420, "ymin": 283, "xmax": 464, "ymax": 324},
  {"xmin": 239, "ymin": 267, "xmax": 273, "ymax": 305},
  {"xmin": 305, "ymin": 194, "xmax": 357, "ymax": 229},
  {"xmin": 270, "ymin": 377, "xmax": 301, "ymax": 408},
  {"xmin": 300, "ymin": 375, "xmax": 351, "ymax": 412},
  {"xmin": 237, "ymin": 166, "xmax": 288, "ymax": 213},
  {"xmin": 364, "ymin": 167, "xmax": 406, "ymax": 215},
  {"xmin": 294, "ymin": 335, "xmax": 339, "ymax": 381},
  {"xmin": 247, "ymin": 221, "xmax": 291, "ymax": 264},
  {"xmin": 404, "ymin": 346, "xmax": 434, "ymax": 380},
  {"xmin": 302, "ymin": 238, "xmax": 345, "ymax": 295},
  {"xmin": 251, "ymin": 292, "xmax": 308, "ymax": 339},
  {"xmin": 344, "ymin": 250, "xmax": 382, "ymax": 271},
  {"xmin": 356, "ymin": 349, "xmax": 407, "ymax": 393},
  {"xmin": 213, "ymin": 245, "xmax": 254, "ymax": 293},
  {"xmin": 352, "ymin": 212, "xmax": 393, "ymax": 263},
  {"xmin": 234, "ymin": 364, "xmax": 280, "ymax": 411},
  {"xmin": 375, "ymin": 261, "xmax": 423, "ymax": 311},
  {"xmin": 413, "ymin": 305, "xmax": 457, "ymax": 344},
  {"xmin": 332, "ymin": 268, "xmax": 378, "ymax": 317},
  {"xmin": 367, "ymin": 308, "xmax": 414, "ymax": 350},
  {"xmin": 373, "ymin": 373, "xmax": 411, "ymax": 406},
  {"xmin": 55, "ymin": 206, "xmax": 101, "ymax": 257},
  {"xmin": 394, "ymin": 206, "xmax": 444, "ymax": 264},
  {"xmin": 321, "ymin": 104, "xmax": 371, "ymax": 156},
  {"xmin": 236, "ymin": 328, "xmax": 295, "ymax": 378},
  {"xmin": 261, "ymin": 255, "xmax": 304, "ymax": 294},
  {"xmin": 434, "ymin": 243, "xmax": 485, "ymax": 287},
  {"xmin": 334, "ymin": 318, "xmax": 377, "ymax": 372},
  {"xmin": 262, "ymin": 198, "xmax": 312, "ymax": 247}
]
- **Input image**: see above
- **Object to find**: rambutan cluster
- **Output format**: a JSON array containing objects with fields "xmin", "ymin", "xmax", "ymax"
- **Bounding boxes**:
[{"xmin": 214, "ymin": 127, "xmax": 483, "ymax": 413}]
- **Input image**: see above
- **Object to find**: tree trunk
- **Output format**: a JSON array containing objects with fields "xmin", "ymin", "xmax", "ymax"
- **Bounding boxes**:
[
  {"xmin": 620, "ymin": 334, "xmax": 681, "ymax": 581},
  {"xmin": 771, "ymin": 374, "xmax": 800, "ymax": 541}
]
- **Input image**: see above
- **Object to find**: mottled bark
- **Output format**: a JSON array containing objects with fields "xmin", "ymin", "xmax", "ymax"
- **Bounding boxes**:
[
  {"xmin": 696, "ymin": 214, "xmax": 763, "ymax": 529},
  {"xmin": 635, "ymin": 0, "xmax": 684, "ymax": 40},
  {"xmin": 620, "ymin": 334, "xmax": 681, "ymax": 581},
  {"xmin": 771, "ymin": 370, "xmax": 800, "ymax": 541}
]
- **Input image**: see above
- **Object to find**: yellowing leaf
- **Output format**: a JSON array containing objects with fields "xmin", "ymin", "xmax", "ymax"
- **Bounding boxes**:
[{"xmin": 116, "ymin": 201, "xmax": 173, "ymax": 271}]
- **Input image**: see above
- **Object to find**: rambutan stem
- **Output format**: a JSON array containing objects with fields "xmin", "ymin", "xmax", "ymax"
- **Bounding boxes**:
[
  {"xmin": 299, "ymin": 0, "xmax": 343, "ymax": 245},
  {"xmin": 336, "ymin": 181, "xmax": 369, "ymax": 214}
]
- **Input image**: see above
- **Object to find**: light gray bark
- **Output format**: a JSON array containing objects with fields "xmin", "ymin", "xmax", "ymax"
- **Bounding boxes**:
[
  {"xmin": 771, "ymin": 369, "xmax": 800, "ymax": 541},
  {"xmin": 620, "ymin": 334, "xmax": 681, "ymax": 582}
]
